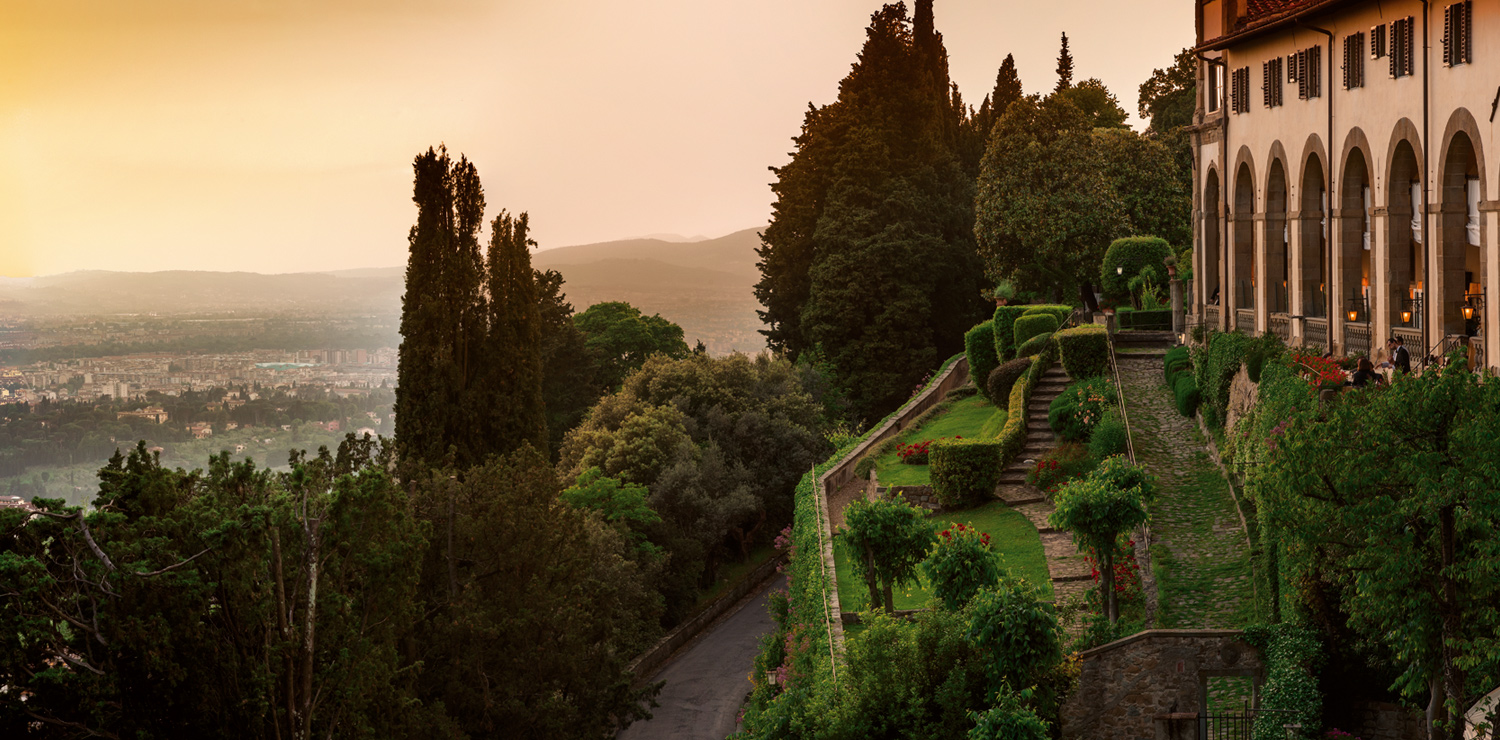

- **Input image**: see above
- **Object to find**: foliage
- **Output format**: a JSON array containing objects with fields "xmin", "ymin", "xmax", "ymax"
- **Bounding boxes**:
[
  {"xmin": 1055, "ymin": 78, "xmax": 1129, "ymax": 129},
  {"xmin": 966, "ymin": 321, "xmax": 1002, "ymax": 403},
  {"xmin": 1015, "ymin": 332, "xmax": 1054, "ymax": 359},
  {"xmin": 1244, "ymin": 332, "xmax": 1287, "ymax": 383},
  {"xmin": 922, "ymin": 522, "xmax": 1001, "ymax": 611},
  {"xmin": 967, "ymin": 685, "xmax": 1052, "ymax": 740},
  {"xmin": 1100, "ymin": 236, "xmax": 1173, "ymax": 303},
  {"xmin": 1053, "ymin": 32, "xmax": 1073, "ymax": 93},
  {"xmin": 1048, "ymin": 375, "xmax": 1117, "ymax": 442},
  {"xmin": 483, "ymin": 209, "xmax": 549, "ymax": 460},
  {"xmin": 897, "ymin": 435, "xmax": 961, "ymax": 466},
  {"xmin": 757, "ymin": 1, "xmax": 987, "ymax": 422},
  {"xmin": 842, "ymin": 496, "xmax": 935, "ymax": 614},
  {"xmin": 1194, "ymin": 330, "xmax": 1253, "ymax": 428},
  {"xmin": 1021, "ymin": 304, "xmax": 1073, "ymax": 327},
  {"xmin": 1048, "ymin": 461, "xmax": 1151, "ymax": 622},
  {"xmin": 996, "ymin": 359, "xmax": 1040, "ymax": 471},
  {"xmin": 1242, "ymin": 623, "xmax": 1325, "ymax": 740},
  {"xmin": 1055, "ymin": 324, "xmax": 1111, "ymax": 379},
  {"xmin": 991, "ymin": 305, "xmax": 1032, "ymax": 361},
  {"xmin": 1012, "ymin": 314, "xmax": 1060, "ymax": 347},
  {"xmin": 1163, "ymin": 345, "xmax": 1192, "ymax": 385},
  {"xmin": 1173, "ymin": 375, "xmax": 1200, "ymax": 417},
  {"xmin": 1256, "ymin": 360, "xmax": 1500, "ymax": 736},
  {"xmin": 975, "ymin": 94, "xmax": 1127, "ymax": 303},
  {"xmin": 574, "ymin": 301, "xmax": 690, "ymax": 392},
  {"xmin": 535, "ymin": 268, "xmax": 604, "ymax": 458},
  {"xmin": 965, "ymin": 578, "xmax": 1063, "ymax": 697},
  {"xmin": 1285, "ymin": 348, "xmax": 1348, "ymax": 391},
  {"xmin": 987, "ymin": 359, "xmax": 1031, "ymax": 408},
  {"xmin": 1024, "ymin": 442, "xmax": 1095, "ymax": 495},
  {"xmin": 1120, "ymin": 308, "xmax": 1173, "ymax": 330},
  {"xmin": 1088, "ymin": 408, "xmax": 1129, "ymax": 460},
  {"xmin": 560, "ymin": 467, "xmax": 663, "ymax": 554},
  {"xmin": 1138, "ymin": 48, "xmax": 1197, "ymax": 134},
  {"xmin": 1094, "ymin": 129, "xmax": 1192, "ymax": 248},
  {"xmin": 930, "ymin": 438, "xmax": 1004, "ymax": 509}
]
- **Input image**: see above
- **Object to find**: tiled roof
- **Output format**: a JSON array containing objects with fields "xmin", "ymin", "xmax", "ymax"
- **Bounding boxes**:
[
  {"xmin": 1200, "ymin": 0, "xmax": 1348, "ymax": 50},
  {"xmin": 1245, "ymin": 0, "xmax": 1314, "ymax": 19}
]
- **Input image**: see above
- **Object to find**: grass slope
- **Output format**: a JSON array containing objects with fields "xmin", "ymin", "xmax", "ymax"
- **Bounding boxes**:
[{"xmin": 872, "ymin": 394, "xmax": 1005, "ymax": 487}]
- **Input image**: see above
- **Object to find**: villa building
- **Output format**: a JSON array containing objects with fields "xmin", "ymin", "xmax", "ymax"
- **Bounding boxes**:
[{"xmin": 1191, "ymin": 0, "xmax": 1495, "ymax": 366}]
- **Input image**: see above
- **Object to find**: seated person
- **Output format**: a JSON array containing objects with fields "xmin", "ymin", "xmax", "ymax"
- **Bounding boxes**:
[{"xmin": 1349, "ymin": 357, "xmax": 1384, "ymax": 387}]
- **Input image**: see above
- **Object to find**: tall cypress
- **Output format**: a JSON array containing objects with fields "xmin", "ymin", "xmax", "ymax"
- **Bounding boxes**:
[
  {"xmin": 1055, "ymin": 32, "xmax": 1074, "ymax": 93},
  {"xmin": 396, "ymin": 147, "xmax": 457, "ymax": 469},
  {"xmin": 484, "ymin": 211, "xmax": 547, "ymax": 455}
]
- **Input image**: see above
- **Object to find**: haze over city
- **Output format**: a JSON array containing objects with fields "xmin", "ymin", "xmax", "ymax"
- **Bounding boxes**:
[{"xmin": 2, "ymin": 0, "xmax": 1188, "ymax": 278}]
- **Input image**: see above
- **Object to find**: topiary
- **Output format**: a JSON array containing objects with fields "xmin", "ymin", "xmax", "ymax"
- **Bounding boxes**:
[
  {"xmin": 987, "ymin": 358, "xmax": 1032, "ymax": 406},
  {"xmin": 1013, "ymin": 313, "xmax": 1060, "ymax": 347},
  {"xmin": 1015, "ymin": 332, "xmax": 1054, "ymax": 359},
  {"xmin": 965, "ymin": 321, "xmax": 1001, "ymax": 403},
  {"xmin": 930, "ymin": 438, "xmax": 1003, "ymax": 508},
  {"xmin": 1022, "ymin": 304, "xmax": 1073, "ymax": 327},
  {"xmin": 1087, "ymin": 409, "xmax": 1129, "ymax": 461},
  {"xmin": 1173, "ymin": 375, "xmax": 1200, "ymax": 417},
  {"xmin": 1055, "ymin": 324, "xmax": 1110, "ymax": 379},
  {"xmin": 1163, "ymin": 345, "xmax": 1191, "ymax": 384},
  {"xmin": 1100, "ymin": 236, "xmax": 1173, "ymax": 302},
  {"xmin": 1047, "ymin": 376, "xmax": 1117, "ymax": 442},
  {"xmin": 992, "ymin": 305, "xmax": 1032, "ymax": 361}
]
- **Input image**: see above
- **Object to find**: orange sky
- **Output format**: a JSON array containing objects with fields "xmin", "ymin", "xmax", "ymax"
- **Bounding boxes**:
[{"xmin": 0, "ymin": 0, "xmax": 1191, "ymax": 278}]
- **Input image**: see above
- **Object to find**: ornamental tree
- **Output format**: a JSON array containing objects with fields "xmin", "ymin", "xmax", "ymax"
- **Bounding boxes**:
[
  {"xmin": 842, "ymin": 496, "xmax": 935, "ymax": 613},
  {"xmin": 922, "ymin": 522, "xmax": 1001, "ymax": 611},
  {"xmin": 1048, "ymin": 464, "xmax": 1150, "ymax": 623},
  {"xmin": 965, "ymin": 578, "xmax": 1062, "ymax": 698},
  {"xmin": 1259, "ymin": 360, "xmax": 1500, "ymax": 740}
]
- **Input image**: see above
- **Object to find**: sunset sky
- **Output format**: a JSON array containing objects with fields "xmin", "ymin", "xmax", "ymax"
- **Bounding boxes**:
[{"xmin": 0, "ymin": 0, "xmax": 1190, "ymax": 278}]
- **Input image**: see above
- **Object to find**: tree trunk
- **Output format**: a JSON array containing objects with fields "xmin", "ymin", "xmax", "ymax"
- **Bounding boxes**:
[
  {"xmin": 271, "ymin": 529, "xmax": 296, "ymax": 739},
  {"xmin": 883, "ymin": 583, "xmax": 894, "ymax": 615},
  {"xmin": 1101, "ymin": 544, "xmax": 1117, "ymax": 623},
  {"xmin": 1427, "ymin": 675, "xmax": 1445, "ymax": 740},
  {"xmin": 864, "ymin": 546, "xmax": 880, "ymax": 613},
  {"xmin": 1440, "ymin": 506, "xmax": 1466, "ymax": 740},
  {"xmin": 1079, "ymin": 280, "xmax": 1100, "ymax": 313},
  {"xmin": 298, "ymin": 511, "xmax": 320, "ymax": 740}
]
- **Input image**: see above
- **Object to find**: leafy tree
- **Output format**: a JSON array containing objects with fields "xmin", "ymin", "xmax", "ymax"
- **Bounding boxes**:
[
  {"xmin": 842, "ymin": 496, "xmax": 935, "ymax": 613},
  {"xmin": 1094, "ymin": 129, "xmax": 1192, "ymax": 248},
  {"xmin": 1261, "ymin": 361, "xmax": 1500, "ymax": 739},
  {"xmin": 1055, "ymin": 78, "xmax": 1129, "ymax": 129},
  {"xmin": 1048, "ymin": 459, "xmax": 1152, "ymax": 623},
  {"xmin": 1138, "ymin": 48, "xmax": 1197, "ymax": 134},
  {"xmin": 967, "ymin": 685, "xmax": 1052, "ymax": 740},
  {"xmin": 974, "ymin": 94, "xmax": 1126, "ymax": 306},
  {"xmin": 1054, "ymin": 32, "xmax": 1073, "ymax": 93},
  {"xmin": 922, "ymin": 522, "xmax": 1002, "ymax": 611},
  {"xmin": 534, "ymin": 268, "xmax": 602, "ymax": 457},
  {"xmin": 964, "ymin": 578, "xmax": 1063, "ymax": 698},
  {"xmin": 483, "ymin": 209, "xmax": 548, "ymax": 455},
  {"xmin": 560, "ymin": 467, "xmax": 662, "ymax": 555},
  {"xmin": 573, "ymin": 301, "xmax": 689, "ymax": 392}
]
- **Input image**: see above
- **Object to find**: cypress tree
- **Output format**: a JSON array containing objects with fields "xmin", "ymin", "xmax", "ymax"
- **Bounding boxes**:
[
  {"xmin": 484, "ymin": 211, "xmax": 548, "ymax": 456},
  {"xmin": 396, "ymin": 147, "xmax": 458, "ymax": 469},
  {"xmin": 1055, "ymin": 32, "xmax": 1074, "ymax": 93}
]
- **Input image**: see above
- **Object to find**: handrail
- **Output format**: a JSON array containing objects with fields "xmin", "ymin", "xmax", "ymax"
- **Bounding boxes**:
[
  {"xmin": 1105, "ymin": 330, "xmax": 1137, "ymax": 464},
  {"xmin": 1418, "ymin": 333, "xmax": 1464, "ymax": 374}
]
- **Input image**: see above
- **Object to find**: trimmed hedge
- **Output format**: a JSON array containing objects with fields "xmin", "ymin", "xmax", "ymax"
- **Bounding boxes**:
[
  {"xmin": 1194, "ymin": 331, "xmax": 1253, "ymax": 428},
  {"xmin": 1163, "ymin": 345, "xmax": 1191, "ymax": 385},
  {"xmin": 930, "ymin": 439, "xmax": 1002, "ymax": 508},
  {"xmin": 1013, "ymin": 313, "xmax": 1060, "ymax": 347},
  {"xmin": 992, "ymin": 305, "xmax": 1032, "ymax": 361},
  {"xmin": 1119, "ymin": 309, "xmax": 1172, "ymax": 330},
  {"xmin": 965, "ymin": 321, "xmax": 1001, "ymax": 403},
  {"xmin": 1022, "ymin": 304, "xmax": 1073, "ymax": 327},
  {"xmin": 987, "ymin": 358, "xmax": 1031, "ymax": 406},
  {"xmin": 1100, "ymin": 236, "xmax": 1172, "ymax": 301},
  {"xmin": 1056, "ymin": 324, "xmax": 1110, "ymax": 379},
  {"xmin": 1016, "ymin": 332, "xmax": 1054, "ymax": 359},
  {"xmin": 1173, "ymin": 375, "xmax": 1200, "ymax": 417}
]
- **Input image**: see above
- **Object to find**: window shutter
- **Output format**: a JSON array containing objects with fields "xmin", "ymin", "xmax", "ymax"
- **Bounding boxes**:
[
  {"xmin": 1463, "ymin": 1, "xmax": 1473, "ymax": 64},
  {"xmin": 1444, "ymin": 3, "xmax": 1454, "ymax": 66},
  {"xmin": 1288, "ymin": 54, "xmax": 1297, "ymax": 83},
  {"xmin": 1372, "ymin": 25, "xmax": 1386, "ymax": 59},
  {"xmin": 1405, "ymin": 16, "xmax": 1416, "ymax": 76},
  {"xmin": 1310, "ymin": 46, "xmax": 1321, "ymax": 98}
]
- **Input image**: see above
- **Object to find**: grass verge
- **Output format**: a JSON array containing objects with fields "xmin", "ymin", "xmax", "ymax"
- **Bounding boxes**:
[{"xmin": 871, "ymin": 394, "xmax": 1005, "ymax": 487}]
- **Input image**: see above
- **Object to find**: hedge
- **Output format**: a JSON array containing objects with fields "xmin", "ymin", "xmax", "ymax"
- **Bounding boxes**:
[
  {"xmin": 997, "ymin": 346, "xmax": 1056, "ymax": 472},
  {"xmin": 992, "ymin": 305, "xmax": 1032, "ymax": 361},
  {"xmin": 930, "ymin": 438, "xmax": 1003, "ymax": 508},
  {"xmin": 1119, "ymin": 309, "xmax": 1172, "ymax": 330},
  {"xmin": 1015, "ymin": 332, "xmax": 1054, "ymax": 359},
  {"xmin": 1100, "ymin": 236, "xmax": 1172, "ymax": 301},
  {"xmin": 1194, "ymin": 331, "xmax": 1253, "ymax": 428},
  {"xmin": 1163, "ymin": 345, "xmax": 1191, "ymax": 385},
  {"xmin": 1056, "ymin": 324, "xmax": 1110, "ymax": 379},
  {"xmin": 965, "ymin": 321, "xmax": 1001, "ymax": 403},
  {"xmin": 1022, "ymin": 304, "xmax": 1073, "ymax": 327},
  {"xmin": 1172, "ymin": 375, "xmax": 1200, "ymax": 417},
  {"xmin": 1013, "ymin": 313, "xmax": 1060, "ymax": 347},
  {"xmin": 1088, "ymin": 409, "xmax": 1129, "ymax": 459},
  {"xmin": 987, "ymin": 358, "xmax": 1031, "ymax": 406}
]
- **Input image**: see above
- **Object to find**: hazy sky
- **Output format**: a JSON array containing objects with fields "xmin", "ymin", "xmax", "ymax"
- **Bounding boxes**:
[{"xmin": 0, "ymin": 0, "xmax": 1191, "ymax": 278}]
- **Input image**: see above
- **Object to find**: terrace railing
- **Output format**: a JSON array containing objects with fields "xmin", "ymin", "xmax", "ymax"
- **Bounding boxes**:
[
  {"xmin": 1268, "ymin": 314, "xmax": 1291, "ymax": 341},
  {"xmin": 1343, "ymin": 322, "xmax": 1372, "ymax": 356},
  {"xmin": 1304, "ymin": 318, "xmax": 1329, "ymax": 351},
  {"xmin": 1235, "ymin": 309, "xmax": 1255, "ymax": 333}
]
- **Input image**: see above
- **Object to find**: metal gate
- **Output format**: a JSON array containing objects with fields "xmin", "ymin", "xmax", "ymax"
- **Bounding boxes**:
[{"xmin": 1198, "ymin": 708, "xmax": 1298, "ymax": 740}]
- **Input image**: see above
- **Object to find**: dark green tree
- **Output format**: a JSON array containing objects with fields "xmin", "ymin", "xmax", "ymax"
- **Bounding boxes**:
[
  {"xmin": 1054, "ymin": 32, "xmax": 1073, "ymax": 93},
  {"xmin": 483, "ymin": 210, "xmax": 547, "ymax": 454},
  {"xmin": 1094, "ymin": 128, "xmax": 1192, "ymax": 247},
  {"xmin": 1055, "ymin": 78, "xmax": 1129, "ymax": 129},
  {"xmin": 961, "ymin": 54, "xmax": 1025, "ymax": 178},
  {"xmin": 573, "ymin": 301, "xmax": 689, "ymax": 392},
  {"xmin": 534, "ymin": 268, "xmax": 601, "ymax": 457},
  {"xmin": 842, "ymin": 495, "xmax": 935, "ymax": 613},
  {"xmin": 1138, "ymin": 48, "xmax": 1197, "ymax": 134}
]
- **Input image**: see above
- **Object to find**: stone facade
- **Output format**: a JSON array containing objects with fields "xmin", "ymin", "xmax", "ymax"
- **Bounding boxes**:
[{"xmin": 1062, "ymin": 629, "xmax": 1262, "ymax": 740}]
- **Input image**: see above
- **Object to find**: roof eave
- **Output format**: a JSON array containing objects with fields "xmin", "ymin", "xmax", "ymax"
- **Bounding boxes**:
[{"xmin": 1194, "ymin": 0, "xmax": 1357, "ymax": 52}]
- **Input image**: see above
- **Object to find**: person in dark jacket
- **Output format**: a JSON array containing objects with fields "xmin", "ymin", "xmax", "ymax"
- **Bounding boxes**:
[
  {"xmin": 1349, "ymin": 357, "xmax": 1383, "ymax": 387},
  {"xmin": 1380, "ymin": 336, "xmax": 1412, "ymax": 374}
]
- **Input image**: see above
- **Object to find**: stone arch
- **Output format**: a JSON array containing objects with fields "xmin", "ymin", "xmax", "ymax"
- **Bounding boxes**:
[
  {"xmin": 1300, "ymin": 142, "xmax": 1330, "ymax": 325},
  {"xmin": 1204, "ymin": 166, "xmax": 1223, "ymax": 308},
  {"xmin": 1339, "ymin": 132, "xmax": 1374, "ymax": 326},
  {"xmin": 1233, "ymin": 159, "xmax": 1257, "ymax": 316},
  {"xmin": 1436, "ymin": 108, "xmax": 1486, "ymax": 337},
  {"xmin": 1265, "ymin": 145, "xmax": 1291, "ymax": 314},
  {"xmin": 1386, "ymin": 127, "xmax": 1424, "ymax": 331}
]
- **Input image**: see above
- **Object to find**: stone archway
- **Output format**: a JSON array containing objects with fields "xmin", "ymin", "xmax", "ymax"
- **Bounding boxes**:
[{"xmin": 1233, "ymin": 161, "xmax": 1256, "ymax": 331}]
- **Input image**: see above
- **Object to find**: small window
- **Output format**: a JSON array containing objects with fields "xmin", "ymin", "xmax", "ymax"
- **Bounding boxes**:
[
  {"xmin": 1231, "ymin": 67, "xmax": 1251, "ymax": 114},
  {"xmin": 1207, "ymin": 63, "xmax": 1223, "ymax": 113},
  {"xmin": 1263, "ymin": 57, "xmax": 1284, "ymax": 107},
  {"xmin": 1391, "ymin": 17, "xmax": 1416, "ymax": 77},
  {"xmin": 1296, "ymin": 47, "xmax": 1322, "ymax": 99}
]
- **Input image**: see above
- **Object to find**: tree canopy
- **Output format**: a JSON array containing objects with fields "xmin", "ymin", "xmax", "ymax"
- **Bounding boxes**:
[{"xmin": 573, "ymin": 301, "xmax": 689, "ymax": 392}]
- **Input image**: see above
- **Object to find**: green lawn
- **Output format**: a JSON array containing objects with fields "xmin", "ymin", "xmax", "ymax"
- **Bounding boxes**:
[
  {"xmin": 833, "ymin": 501, "xmax": 1052, "ymax": 613},
  {"xmin": 872, "ymin": 394, "xmax": 1005, "ymax": 487}
]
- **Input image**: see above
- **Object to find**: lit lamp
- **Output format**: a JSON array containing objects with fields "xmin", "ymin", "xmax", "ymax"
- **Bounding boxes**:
[
  {"xmin": 1116, "ymin": 266, "xmax": 1124, "ymax": 276},
  {"xmin": 1400, "ymin": 295, "xmax": 1422, "ymax": 327},
  {"xmin": 1347, "ymin": 308, "xmax": 1360, "ymax": 323},
  {"xmin": 1344, "ymin": 294, "xmax": 1365, "ymax": 324},
  {"xmin": 1462, "ymin": 302, "xmax": 1476, "ymax": 321},
  {"xmin": 1401, "ymin": 307, "xmax": 1413, "ymax": 324}
]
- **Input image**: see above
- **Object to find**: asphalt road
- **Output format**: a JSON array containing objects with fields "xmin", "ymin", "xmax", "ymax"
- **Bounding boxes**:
[{"xmin": 618, "ymin": 575, "xmax": 786, "ymax": 740}]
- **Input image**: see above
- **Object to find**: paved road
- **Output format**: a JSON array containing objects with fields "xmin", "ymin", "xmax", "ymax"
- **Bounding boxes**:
[{"xmin": 619, "ymin": 575, "xmax": 785, "ymax": 740}]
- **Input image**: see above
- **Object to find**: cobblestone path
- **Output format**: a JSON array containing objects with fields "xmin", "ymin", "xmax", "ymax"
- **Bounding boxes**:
[{"xmin": 1116, "ymin": 356, "xmax": 1256, "ymax": 629}]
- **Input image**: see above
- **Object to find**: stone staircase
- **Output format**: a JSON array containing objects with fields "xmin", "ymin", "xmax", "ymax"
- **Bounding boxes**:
[
  {"xmin": 1112, "ymin": 329, "xmax": 1174, "ymax": 362},
  {"xmin": 995, "ymin": 365, "xmax": 1071, "ymax": 500}
]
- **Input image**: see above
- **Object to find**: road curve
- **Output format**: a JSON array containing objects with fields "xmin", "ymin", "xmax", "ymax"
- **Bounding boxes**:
[{"xmin": 619, "ymin": 575, "xmax": 786, "ymax": 740}]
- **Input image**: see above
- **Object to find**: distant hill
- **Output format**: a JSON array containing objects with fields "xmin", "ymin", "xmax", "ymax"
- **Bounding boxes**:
[{"xmin": 0, "ymin": 270, "xmax": 403, "ymax": 316}]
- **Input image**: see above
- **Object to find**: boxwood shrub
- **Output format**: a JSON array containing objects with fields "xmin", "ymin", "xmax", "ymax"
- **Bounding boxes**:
[
  {"xmin": 1022, "ymin": 304, "xmax": 1073, "ymax": 327},
  {"xmin": 965, "ymin": 321, "xmax": 1001, "ymax": 402},
  {"xmin": 1163, "ymin": 345, "xmax": 1191, "ymax": 385},
  {"xmin": 1013, "ymin": 313, "xmax": 1060, "ymax": 347},
  {"xmin": 1119, "ymin": 309, "xmax": 1172, "ymax": 330},
  {"xmin": 1088, "ymin": 409, "xmax": 1129, "ymax": 460},
  {"xmin": 987, "ymin": 358, "xmax": 1031, "ymax": 405},
  {"xmin": 1015, "ymin": 331, "xmax": 1054, "ymax": 359},
  {"xmin": 1173, "ymin": 375, "xmax": 1200, "ymax": 417},
  {"xmin": 1056, "ymin": 324, "xmax": 1110, "ymax": 379},
  {"xmin": 991, "ymin": 305, "xmax": 1032, "ymax": 361},
  {"xmin": 1100, "ymin": 236, "xmax": 1172, "ymax": 301},
  {"xmin": 930, "ymin": 437, "xmax": 1003, "ymax": 508}
]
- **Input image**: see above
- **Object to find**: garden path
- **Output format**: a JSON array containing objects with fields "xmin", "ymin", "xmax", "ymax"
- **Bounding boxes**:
[{"xmin": 1116, "ymin": 354, "xmax": 1255, "ymax": 629}]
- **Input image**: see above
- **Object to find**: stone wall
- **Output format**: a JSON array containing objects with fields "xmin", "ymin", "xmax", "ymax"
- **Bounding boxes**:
[
  {"xmin": 1330, "ymin": 701, "xmax": 1427, "ymax": 740},
  {"xmin": 1061, "ymin": 629, "xmax": 1262, "ymax": 740}
]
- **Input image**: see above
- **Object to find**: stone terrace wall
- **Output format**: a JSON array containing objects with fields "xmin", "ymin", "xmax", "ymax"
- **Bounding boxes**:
[{"xmin": 1062, "ymin": 629, "xmax": 1262, "ymax": 740}]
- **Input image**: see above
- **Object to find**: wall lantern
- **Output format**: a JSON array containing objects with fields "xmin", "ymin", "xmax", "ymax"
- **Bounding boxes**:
[
  {"xmin": 1116, "ymin": 266, "xmax": 1124, "ymax": 276},
  {"xmin": 1400, "ymin": 295, "xmax": 1422, "ymax": 327}
]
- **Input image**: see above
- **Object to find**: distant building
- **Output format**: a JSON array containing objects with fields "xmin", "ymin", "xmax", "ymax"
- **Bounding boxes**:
[
  {"xmin": 117, "ymin": 406, "xmax": 169, "ymax": 424},
  {"xmin": 188, "ymin": 422, "xmax": 213, "ymax": 440}
]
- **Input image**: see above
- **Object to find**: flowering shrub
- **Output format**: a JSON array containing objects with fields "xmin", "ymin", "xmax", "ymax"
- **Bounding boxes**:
[
  {"xmin": 1287, "ymin": 349, "xmax": 1348, "ymax": 391},
  {"xmin": 1324, "ymin": 730, "xmax": 1363, "ymax": 739},
  {"xmin": 1024, "ymin": 442, "xmax": 1094, "ymax": 494},
  {"xmin": 896, "ymin": 435, "xmax": 961, "ymax": 464},
  {"xmin": 1047, "ymin": 376, "xmax": 1117, "ymax": 442},
  {"xmin": 1083, "ymin": 536, "xmax": 1141, "ymax": 599},
  {"xmin": 921, "ymin": 522, "xmax": 1000, "ymax": 610}
]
